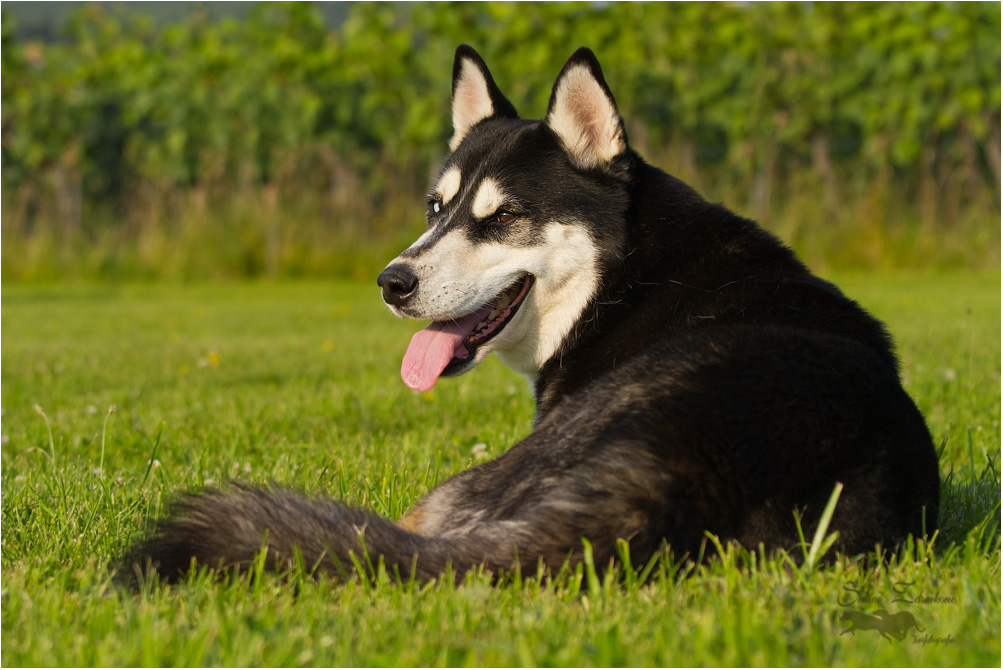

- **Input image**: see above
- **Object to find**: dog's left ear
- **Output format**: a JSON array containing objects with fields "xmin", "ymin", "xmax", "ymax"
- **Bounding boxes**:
[
  {"xmin": 450, "ymin": 45, "xmax": 519, "ymax": 151},
  {"xmin": 545, "ymin": 48, "xmax": 627, "ymax": 170}
]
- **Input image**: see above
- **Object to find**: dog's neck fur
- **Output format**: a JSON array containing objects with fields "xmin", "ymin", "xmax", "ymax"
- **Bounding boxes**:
[
  {"xmin": 524, "ymin": 157, "xmax": 680, "ymax": 417},
  {"xmin": 527, "ymin": 157, "xmax": 817, "ymax": 420},
  {"xmin": 527, "ymin": 158, "xmax": 898, "ymax": 421}
]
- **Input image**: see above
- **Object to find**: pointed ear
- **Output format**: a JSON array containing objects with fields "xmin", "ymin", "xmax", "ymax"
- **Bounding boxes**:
[
  {"xmin": 545, "ymin": 47, "xmax": 627, "ymax": 169},
  {"xmin": 450, "ymin": 45, "xmax": 518, "ymax": 151}
]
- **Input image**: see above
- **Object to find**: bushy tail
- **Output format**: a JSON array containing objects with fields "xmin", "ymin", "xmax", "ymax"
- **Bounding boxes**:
[{"xmin": 124, "ymin": 485, "xmax": 469, "ymax": 584}]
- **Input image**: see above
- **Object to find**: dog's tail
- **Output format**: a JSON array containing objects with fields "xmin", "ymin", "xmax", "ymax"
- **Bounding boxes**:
[{"xmin": 124, "ymin": 485, "xmax": 483, "ymax": 584}]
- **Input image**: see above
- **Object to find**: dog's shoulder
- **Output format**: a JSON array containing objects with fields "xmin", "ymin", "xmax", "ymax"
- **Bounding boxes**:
[{"xmin": 632, "ymin": 161, "xmax": 896, "ymax": 360}]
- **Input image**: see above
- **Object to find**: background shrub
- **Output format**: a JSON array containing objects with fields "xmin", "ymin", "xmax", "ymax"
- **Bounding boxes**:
[{"xmin": 2, "ymin": 2, "xmax": 1000, "ymax": 280}]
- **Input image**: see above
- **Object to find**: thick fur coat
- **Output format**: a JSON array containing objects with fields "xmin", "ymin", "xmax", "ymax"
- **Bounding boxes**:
[{"xmin": 127, "ymin": 46, "xmax": 940, "ymax": 583}]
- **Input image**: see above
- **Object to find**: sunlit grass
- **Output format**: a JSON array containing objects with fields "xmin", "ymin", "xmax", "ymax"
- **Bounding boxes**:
[{"xmin": 2, "ymin": 274, "xmax": 999, "ymax": 666}]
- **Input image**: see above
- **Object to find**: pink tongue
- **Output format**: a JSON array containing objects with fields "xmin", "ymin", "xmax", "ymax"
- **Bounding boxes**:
[{"xmin": 401, "ymin": 308, "xmax": 491, "ymax": 391}]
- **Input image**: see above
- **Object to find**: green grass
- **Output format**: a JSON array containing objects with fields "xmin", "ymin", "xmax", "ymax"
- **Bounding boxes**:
[{"xmin": 2, "ymin": 273, "xmax": 1000, "ymax": 666}]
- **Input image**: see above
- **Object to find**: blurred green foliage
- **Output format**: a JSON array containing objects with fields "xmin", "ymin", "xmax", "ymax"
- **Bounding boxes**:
[{"xmin": 1, "ymin": 2, "xmax": 1000, "ymax": 280}]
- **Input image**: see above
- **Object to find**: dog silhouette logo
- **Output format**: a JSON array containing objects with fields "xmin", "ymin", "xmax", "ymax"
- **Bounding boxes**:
[{"xmin": 840, "ymin": 608, "xmax": 925, "ymax": 641}]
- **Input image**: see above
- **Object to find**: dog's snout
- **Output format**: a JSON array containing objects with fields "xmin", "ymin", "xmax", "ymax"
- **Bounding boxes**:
[{"xmin": 377, "ymin": 265, "xmax": 419, "ymax": 307}]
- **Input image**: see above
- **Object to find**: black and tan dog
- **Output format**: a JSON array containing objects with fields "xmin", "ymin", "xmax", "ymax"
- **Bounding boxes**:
[{"xmin": 129, "ymin": 46, "xmax": 940, "ymax": 582}]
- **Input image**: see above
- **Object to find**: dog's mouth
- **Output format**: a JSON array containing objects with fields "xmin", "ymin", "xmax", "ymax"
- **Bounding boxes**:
[{"xmin": 401, "ymin": 275, "xmax": 535, "ymax": 391}]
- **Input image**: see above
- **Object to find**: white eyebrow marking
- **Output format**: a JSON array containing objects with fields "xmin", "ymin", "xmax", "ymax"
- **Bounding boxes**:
[
  {"xmin": 471, "ymin": 177, "xmax": 507, "ymax": 219},
  {"xmin": 437, "ymin": 166, "xmax": 462, "ymax": 205}
]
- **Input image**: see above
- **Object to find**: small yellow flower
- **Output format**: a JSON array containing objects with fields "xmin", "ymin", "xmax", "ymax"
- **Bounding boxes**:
[
  {"xmin": 422, "ymin": 391, "xmax": 435, "ymax": 403},
  {"xmin": 322, "ymin": 340, "xmax": 335, "ymax": 352},
  {"xmin": 207, "ymin": 351, "xmax": 220, "ymax": 368}
]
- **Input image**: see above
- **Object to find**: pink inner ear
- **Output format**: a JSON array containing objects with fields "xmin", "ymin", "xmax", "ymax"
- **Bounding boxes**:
[
  {"xmin": 547, "ymin": 65, "xmax": 623, "ymax": 167},
  {"xmin": 457, "ymin": 86, "xmax": 492, "ymax": 125},
  {"xmin": 571, "ymin": 95, "xmax": 605, "ymax": 150}
]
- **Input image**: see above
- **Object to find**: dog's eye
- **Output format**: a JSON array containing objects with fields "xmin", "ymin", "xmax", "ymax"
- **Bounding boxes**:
[
  {"xmin": 433, "ymin": 202, "xmax": 441, "ymax": 214},
  {"xmin": 494, "ymin": 211, "xmax": 516, "ymax": 224},
  {"xmin": 427, "ymin": 199, "xmax": 442, "ymax": 216}
]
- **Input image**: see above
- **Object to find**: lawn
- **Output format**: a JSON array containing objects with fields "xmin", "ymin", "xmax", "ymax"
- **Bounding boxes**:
[{"xmin": 2, "ymin": 272, "xmax": 1000, "ymax": 666}]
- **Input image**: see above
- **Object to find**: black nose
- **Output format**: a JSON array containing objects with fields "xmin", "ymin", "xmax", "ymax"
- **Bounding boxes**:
[{"xmin": 377, "ymin": 265, "xmax": 419, "ymax": 307}]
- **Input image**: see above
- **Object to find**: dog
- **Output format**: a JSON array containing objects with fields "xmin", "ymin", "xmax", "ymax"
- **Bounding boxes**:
[{"xmin": 128, "ymin": 46, "xmax": 940, "ymax": 583}]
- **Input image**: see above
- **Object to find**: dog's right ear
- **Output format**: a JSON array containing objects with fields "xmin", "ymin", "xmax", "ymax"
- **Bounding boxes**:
[{"xmin": 450, "ymin": 45, "xmax": 518, "ymax": 151}]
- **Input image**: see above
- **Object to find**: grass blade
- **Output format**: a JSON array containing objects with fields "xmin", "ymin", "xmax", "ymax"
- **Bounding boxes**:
[{"xmin": 805, "ymin": 481, "xmax": 843, "ymax": 571}]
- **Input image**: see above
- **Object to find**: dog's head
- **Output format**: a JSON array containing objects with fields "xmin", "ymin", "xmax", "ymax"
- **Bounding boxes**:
[{"xmin": 378, "ymin": 46, "xmax": 632, "ymax": 391}]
